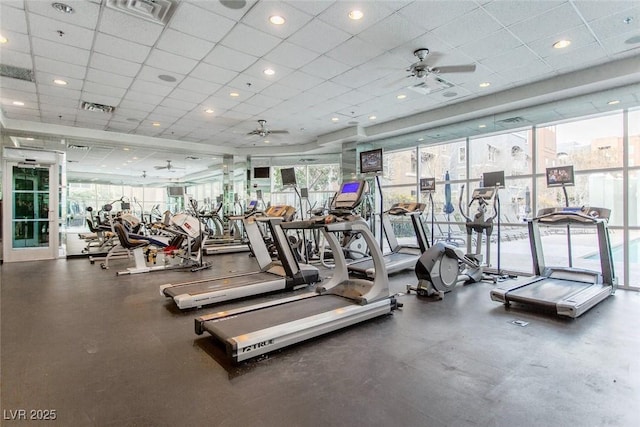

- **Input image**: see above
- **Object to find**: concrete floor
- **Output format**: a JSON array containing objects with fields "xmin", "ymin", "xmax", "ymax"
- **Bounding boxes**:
[{"xmin": 2, "ymin": 251, "xmax": 639, "ymax": 427}]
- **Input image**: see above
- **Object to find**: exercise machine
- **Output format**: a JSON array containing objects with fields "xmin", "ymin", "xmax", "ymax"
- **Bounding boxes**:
[
  {"xmin": 490, "ymin": 206, "xmax": 617, "ymax": 317},
  {"xmin": 347, "ymin": 202, "xmax": 428, "ymax": 277},
  {"xmin": 194, "ymin": 180, "xmax": 401, "ymax": 363},
  {"xmin": 407, "ymin": 185, "xmax": 497, "ymax": 299},
  {"xmin": 203, "ymin": 200, "xmax": 258, "ymax": 255},
  {"xmin": 160, "ymin": 204, "xmax": 319, "ymax": 309}
]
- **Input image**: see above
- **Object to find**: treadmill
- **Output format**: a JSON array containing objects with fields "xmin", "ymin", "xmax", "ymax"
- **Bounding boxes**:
[
  {"xmin": 347, "ymin": 202, "xmax": 428, "ymax": 278},
  {"xmin": 195, "ymin": 180, "xmax": 401, "ymax": 363},
  {"xmin": 160, "ymin": 205, "xmax": 318, "ymax": 309},
  {"xmin": 490, "ymin": 206, "xmax": 617, "ymax": 318},
  {"xmin": 203, "ymin": 200, "xmax": 258, "ymax": 255}
]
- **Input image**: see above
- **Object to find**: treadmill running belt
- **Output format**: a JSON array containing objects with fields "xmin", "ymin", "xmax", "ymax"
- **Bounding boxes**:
[
  {"xmin": 202, "ymin": 295, "xmax": 355, "ymax": 338},
  {"xmin": 348, "ymin": 252, "xmax": 415, "ymax": 273},
  {"xmin": 163, "ymin": 272, "xmax": 281, "ymax": 298},
  {"xmin": 506, "ymin": 278, "xmax": 590, "ymax": 304}
]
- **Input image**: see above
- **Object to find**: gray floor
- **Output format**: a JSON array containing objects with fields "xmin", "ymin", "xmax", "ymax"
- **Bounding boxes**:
[{"xmin": 1, "ymin": 250, "xmax": 639, "ymax": 427}]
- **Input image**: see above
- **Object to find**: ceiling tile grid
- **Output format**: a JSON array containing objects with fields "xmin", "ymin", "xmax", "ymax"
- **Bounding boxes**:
[{"xmin": 0, "ymin": 0, "xmax": 638, "ymax": 183}]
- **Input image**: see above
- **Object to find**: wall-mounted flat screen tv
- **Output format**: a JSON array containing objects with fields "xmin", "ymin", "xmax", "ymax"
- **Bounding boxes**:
[
  {"xmin": 281, "ymin": 167, "xmax": 297, "ymax": 186},
  {"xmin": 483, "ymin": 170, "xmax": 505, "ymax": 189},
  {"xmin": 253, "ymin": 167, "xmax": 270, "ymax": 179},
  {"xmin": 360, "ymin": 148, "xmax": 383, "ymax": 174},
  {"xmin": 546, "ymin": 165, "xmax": 574, "ymax": 187},
  {"xmin": 167, "ymin": 186, "xmax": 185, "ymax": 196},
  {"xmin": 420, "ymin": 178, "xmax": 436, "ymax": 192}
]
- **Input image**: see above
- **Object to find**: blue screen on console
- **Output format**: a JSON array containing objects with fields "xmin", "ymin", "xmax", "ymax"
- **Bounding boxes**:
[{"xmin": 341, "ymin": 182, "xmax": 360, "ymax": 193}]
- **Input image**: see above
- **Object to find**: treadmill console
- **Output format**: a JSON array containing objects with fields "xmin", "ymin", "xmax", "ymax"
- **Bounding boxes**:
[
  {"xmin": 387, "ymin": 202, "xmax": 426, "ymax": 215},
  {"xmin": 536, "ymin": 206, "xmax": 611, "ymax": 223},
  {"xmin": 471, "ymin": 187, "xmax": 496, "ymax": 201},
  {"xmin": 264, "ymin": 205, "xmax": 297, "ymax": 222},
  {"xmin": 331, "ymin": 181, "xmax": 368, "ymax": 211}
]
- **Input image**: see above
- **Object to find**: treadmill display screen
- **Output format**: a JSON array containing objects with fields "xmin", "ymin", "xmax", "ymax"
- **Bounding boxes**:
[
  {"xmin": 247, "ymin": 200, "xmax": 257, "ymax": 209},
  {"xmin": 341, "ymin": 181, "xmax": 360, "ymax": 194},
  {"xmin": 546, "ymin": 165, "xmax": 574, "ymax": 187}
]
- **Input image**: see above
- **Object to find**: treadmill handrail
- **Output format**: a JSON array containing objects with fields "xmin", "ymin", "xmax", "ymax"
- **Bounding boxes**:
[{"xmin": 533, "ymin": 211, "xmax": 606, "ymax": 225}]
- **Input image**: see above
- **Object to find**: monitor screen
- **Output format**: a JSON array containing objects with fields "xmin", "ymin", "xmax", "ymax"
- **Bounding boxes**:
[
  {"xmin": 300, "ymin": 187, "xmax": 309, "ymax": 198},
  {"xmin": 253, "ymin": 167, "xmax": 270, "ymax": 179},
  {"xmin": 281, "ymin": 167, "xmax": 297, "ymax": 186},
  {"xmin": 546, "ymin": 165, "xmax": 575, "ymax": 187},
  {"xmin": 359, "ymin": 148, "xmax": 383, "ymax": 174},
  {"xmin": 256, "ymin": 189, "xmax": 262, "ymax": 199},
  {"xmin": 420, "ymin": 178, "xmax": 436, "ymax": 192},
  {"xmin": 247, "ymin": 200, "xmax": 257, "ymax": 209},
  {"xmin": 483, "ymin": 170, "xmax": 505, "ymax": 189},
  {"xmin": 341, "ymin": 181, "xmax": 361, "ymax": 194},
  {"xmin": 167, "ymin": 186, "xmax": 185, "ymax": 196}
]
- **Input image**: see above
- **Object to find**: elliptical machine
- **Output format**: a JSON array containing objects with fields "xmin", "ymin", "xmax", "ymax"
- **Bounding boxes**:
[{"xmin": 408, "ymin": 185, "xmax": 497, "ymax": 299}]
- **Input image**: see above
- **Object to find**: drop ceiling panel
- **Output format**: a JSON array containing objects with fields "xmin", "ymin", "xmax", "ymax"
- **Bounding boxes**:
[
  {"xmin": 278, "ymin": 70, "xmax": 324, "ymax": 91},
  {"xmin": 89, "ymin": 53, "xmax": 142, "ymax": 77},
  {"xmin": 189, "ymin": 62, "xmax": 238, "ymax": 85},
  {"xmin": 433, "ymin": 9, "xmax": 504, "ymax": 49},
  {"xmin": 397, "ymin": 1, "xmax": 479, "ymax": 32},
  {"xmin": 26, "ymin": 0, "xmax": 100, "ymax": 30},
  {"xmin": 32, "ymin": 37, "xmax": 90, "ymax": 66},
  {"xmin": 317, "ymin": 1, "xmax": 396, "ymax": 35},
  {"xmin": 244, "ymin": 93, "xmax": 284, "ymax": 109},
  {"xmin": 152, "ymin": 105, "xmax": 190, "ymax": 119},
  {"xmin": 39, "ymin": 94, "xmax": 80, "ymax": 109},
  {"xmin": 222, "ymin": 24, "xmax": 284, "ymax": 58},
  {"xmin": 0, "ymin": 3, "xmax": 28, "ymax": 33},
  {"xmin": 0, "ymin": 29, "xmax": 31, "ymax": 53},
  {"xmin": 305, "ymin": 81, "xmax": 352, "ymax": 99},
  {"xmin": 155, "ymin": 29, "xmax": 216, "ymax": 61},
  {"xmin": 129, "ymin": 79, "xmax": 174, "ymax": 97},
  {"xmin": 0, "ymin": 87, "xmax": 37, "ymax": 102},
  {"xmin": 145, "ymin": 49, "xmax": 198, "ymax": 75},
  {"xmin": 600, "ymin": 33, "xmax": 640, "ymax": 56},
  {"xmin": 242, "ymin": 1, "xmax": 313, "ymax": 38},
  {"xmin": 242, "ymin": 59, "xmax": 295, "ymax": 82},
  {"xmin": 300, "ymin": 55, "xmax": 351, "ymax": 80},
  {"xmin": 258, "ymin": 82, "xmax": 302, "ymax": 100},
  {"xmin": 118, "ymin": 98, "xmax": 155, "ymax": 112},
  {"xmin": 458, "ymin": 29, "xmax": 524, "ymax": 62},
  {"xmin": 136, "ymin": 65, "xmax": 184, "ymax": 87},
  {"xmin": 528, "ymin": 25, "xmax": 599, "ymax": 61},
  {"xmin": 168, "ymin": 2, "xmax": 236, "ymax": 42},
  {"xmin": 0, "ymin": 50, "xmax": 32, "ymax": 69},
  {"xmin": 123, "ymin": 90, "xmax": 165, "ymax": 106},
  {"xmin": 479, "ymin": 45, "xmax": 542, "ymax": 73},
  {"xmin": 573, "ymin": 0, "xmax": 636, "ymax": 22},
  {"xmin": 356, "ymin": 13, "xmax": 426, "ymax": 51},
  {"xmin": 28, "ymin": 15, "xmax": 93, "ymax": 50},
  {"xmin": 85, "ymin": 68, "xmax": 134, "ymax": 89},
  {"xmin": 28, "ymin": 57, "xmax": 77, "ymax": 83},
  {"xmin": 588, "ymin": 7, "xmax": 640, "ymax": 40},
  {"xmin": 97, "ymin": 8, "xmax": 164, "ymax": 46},
  {"xmin": 544, "ymin": 43, "xmax": 609, "ymax": 72},
  {"xmin": 93, "ymin": 32, "xmax": 152, "ymax": 63},
  {"xmin": 287, "ymin": 18, "xmax": 351, "ymax": 55},
  {"xmin": 507, "ymin": 2, "xmax": 583, "ymax": 44},
  {"xmin": 263, "ymin": 41, "xmax": 320, "ymax": 70},
  {"xmin": 83, "ymin": 81, "xmax": 127, "ymax": 99},
  {"xmin": 168, "ymin": 87, "xmax": 210, "ymax": 104},
  {"xmin": 203, "ymin": 44, "xmax": 259, "ymax": 72},
  {"xmin": 37, "ymin": 85, "xmax": 81, "ymax": 100},
  {"xmin": 159, "ymin": 97, "xmax": 198, "ymax": 111},
  {"xmin": 482, "ymin": 0, "xmax": 565, "ymax": 27},
  {"xmin": 324, "ymin": 36, "xmax": 386, "ymax": 68}
]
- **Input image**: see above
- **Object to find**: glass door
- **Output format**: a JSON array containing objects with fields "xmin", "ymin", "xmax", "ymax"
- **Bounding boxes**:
[{"xmin": 3, "ymin": 162, "xmax": 58, "ymax": 262}]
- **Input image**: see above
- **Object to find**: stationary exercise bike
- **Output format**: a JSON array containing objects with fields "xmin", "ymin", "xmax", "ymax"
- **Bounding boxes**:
[{"xmin": 407, "ymin": 185, "xmax": 497, "ymax": 299}]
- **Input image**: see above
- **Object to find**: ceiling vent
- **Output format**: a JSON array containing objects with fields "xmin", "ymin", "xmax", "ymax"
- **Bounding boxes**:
[
  {"xmin": 105, "ymin": 0, "xmax": 176, "ymax": 25},
  {"xmin": 67, "ymin": 144, "xmax": 91, "ymax": 151},
  {"xmin": 81, "ymin": 101, "xmax": 116, "ymax": 113},
  {"xmin": 0, "ymin": 64, "xmax": 35, "ymax": 82},
  {"xmin": 497, "ymin": 116, "xmax": 526, "ymax": 124},
  {"xmin": 406, "ymin": 77, "xmax": 453, "ymax": 95}
]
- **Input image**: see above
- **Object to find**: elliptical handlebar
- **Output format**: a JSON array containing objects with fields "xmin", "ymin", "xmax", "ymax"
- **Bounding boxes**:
[{"xmin": 459, "ymin": 184, "xmax": 472, "ymax": 222}]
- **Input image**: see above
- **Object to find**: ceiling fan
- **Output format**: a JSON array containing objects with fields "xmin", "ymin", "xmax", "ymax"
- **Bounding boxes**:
[
  {"xmin": 247, "ymin": 120, "xmax": 289, "ymax": 138},
  {"xmin": 141, "ymin": 170, "xmax": 147, "ymax": 178},
  {"xmin": 406, "ymin": 48, "xmax": 476, "ymax": 79},
  {"xmin": 154, "ymin": 160, "xmax": 184, "ymax": 171}
]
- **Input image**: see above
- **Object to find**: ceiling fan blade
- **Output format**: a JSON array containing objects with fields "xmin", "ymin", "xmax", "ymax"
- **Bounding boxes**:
[
  {"xmin": 154, "ymin": 166, "xmax": 167, "ymax": 170},
  {"xmin": 247, "ymin": 130, "xmax": 260, "ymax": 135},
  {"xmin": 432, "ymin": 64, "xmax": 476, "ymax": 74},
  {"xmin": 269, "ymin": 130, "xmax": 289, "ymax": 134}
]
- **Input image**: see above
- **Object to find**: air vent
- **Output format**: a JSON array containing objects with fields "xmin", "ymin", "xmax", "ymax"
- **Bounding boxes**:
[
  {"xmin": 67, "ymin": 144, "xmax": 91, "ymax": 151},
  {"xmin": 105, "ymin": 0, "xmax": 176, "ymax": 25},
  {"xmin": 185, "ymin": 156, "xmax": 201, "ymax": 160},
  {"xmin": 497, "ymin": 116, "xmax": 526, "ymax": 124},
  {"xmin": 81, "ymin": 101, "xmax": 115, "ymax": 113},
  {"xmin": 0, "ymin": 64, "xmax": 35, "ymax": 82},
  {"xmin": 406, "ymin": 77, "xmax": 453, "ymax": 95}
]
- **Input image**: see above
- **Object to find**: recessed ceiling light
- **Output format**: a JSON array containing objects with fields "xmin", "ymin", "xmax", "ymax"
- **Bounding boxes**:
[
  {"xmin": 158, "ymin": 74, "xmax": 177, "ymax": 82},
  {"xmin": 349, "ymin": 10, "xmax": 363, "ymax": 20},
  {"xmin": 396, "ymin": 94, "xmax": 407, "ymax": 100},
  {"xmin": 369, "ymin": 115, "xmax": 376, "ymax": 120},
  {"xmin": 230, "ymin": 92, "xmax": 240, "ymax": 97},
  {"xmin": 264, "ymin": 140, "xmax": 270, "ymax": 144},
  {"xmin": 417, "ymin": 137, "xmax": 424, "ymax": 142},
  {"xmin": 263, "ymin": 68, "xmax": 275, "ymax": 76},
  {"xmin": 607, "ymin": 100, "xmax": 620, "ymax": 105},
  {"xmin": 25, "ymin": 137, "xmax": 34, "ymax": 141},
  {"xmin": 479, "ymin": 124, "xmax": 487, "ymax": 128},
  {"xmin": 553, "ymin": 39, "xmax": 571, "ymax": 49},
  {"xmin": 269, "ymin": 15, "xmax": 285, "ymax": 25},
  {"xmin": 101, "ymin": 164, "xmax": 107, "ymax": 168},
  {"xmin": 123, "ymin": 147, "xmax": 130, "ymax": 151},
  {"xmin": 53, "ymin": 79, "xmax": 67, "ymax": 85},
  {"xmin": 0, "ymin": 34, "xmax": 7, "ymax": 44},
  {"xmin": 623, "ymin": 16, "xmax": 633, "ymax": 24},
  {"xmin": 132, "ymin": 157, "xmax": 138, "ymax": 160},
  {"xmin": 204, "ymin": 108, "xmax": 214, "ymax": 114},
  {"xmin": 479, "ymin": 82, "xmax": 491, "ymax": 88},
  {"xmin": 51, "ymin": 2, "xmax": 74, "ymax": 14},
  {"xmin": 152, "ymin": 122, "xmax": 161, "ymax": 127},
  {"xmin": 12, "ymin": 101, "xmax": 24, "ymax": 106},
  {"xmin": 331, "ymin": 117, "xmax": 339, "ymax": 122}
]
